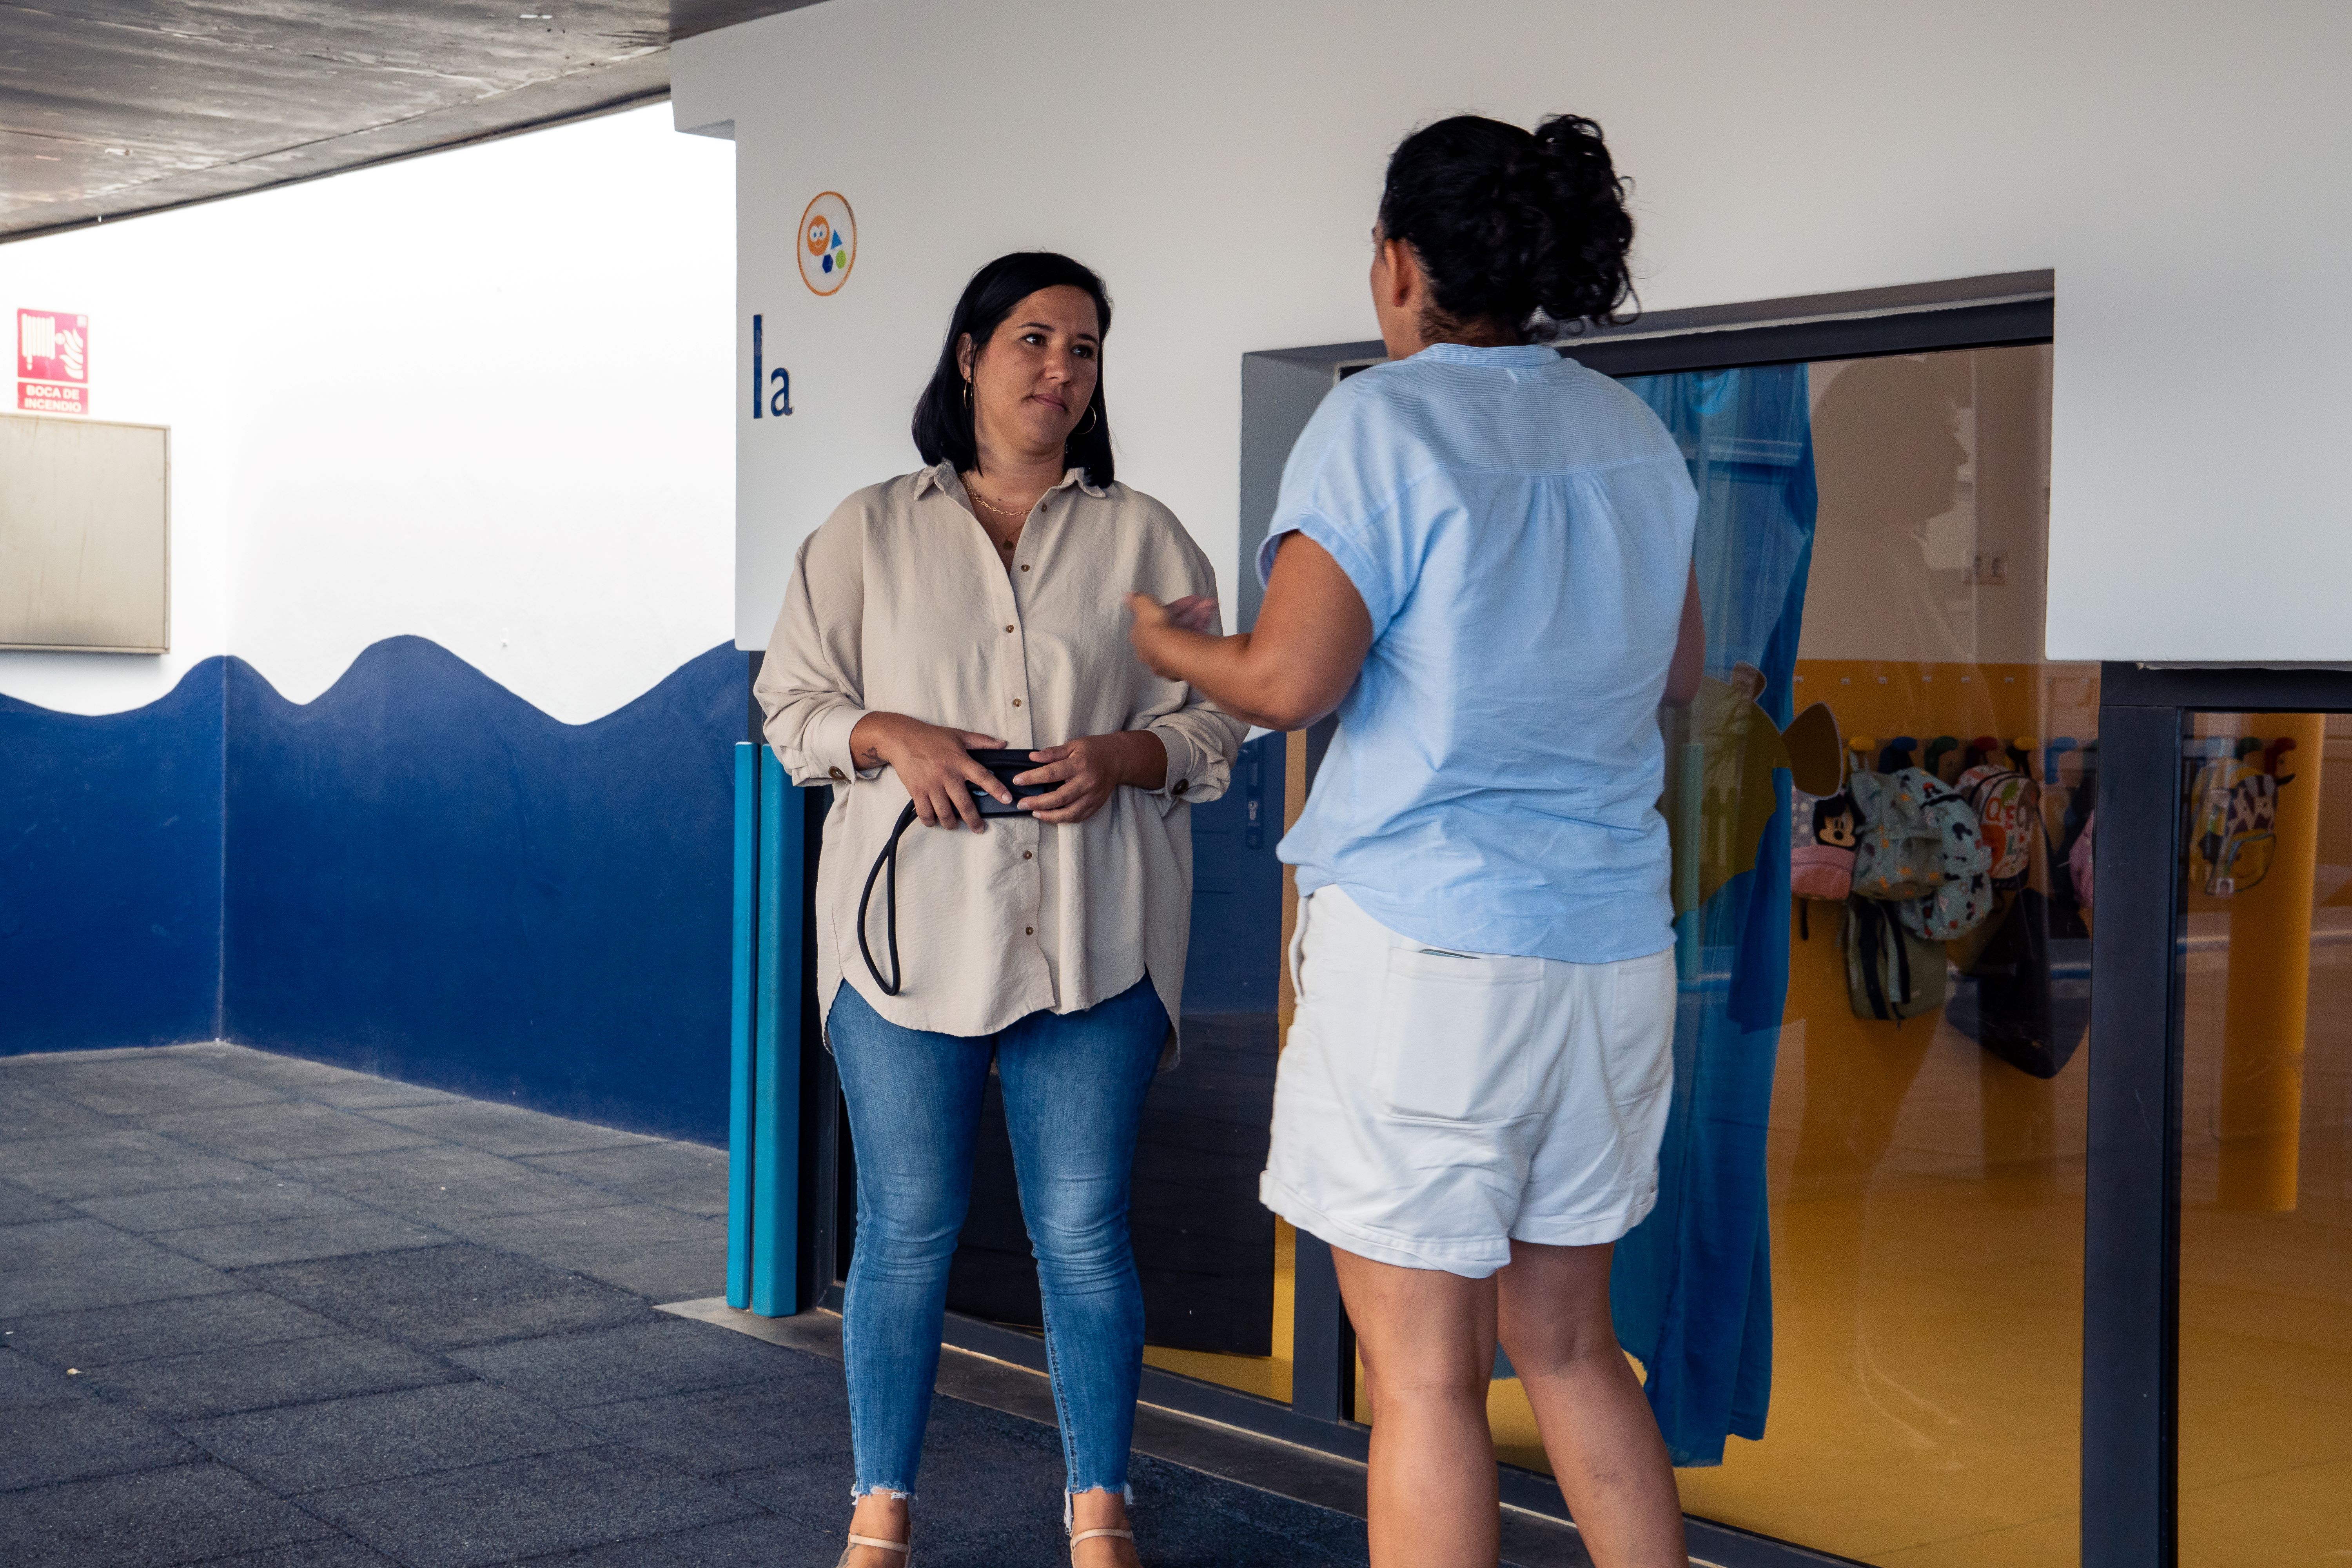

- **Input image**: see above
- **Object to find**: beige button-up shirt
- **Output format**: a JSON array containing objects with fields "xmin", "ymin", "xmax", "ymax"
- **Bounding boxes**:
[{"xmin": 756, "ymin": 462, "xmax": 1245, "ymax": 1062}]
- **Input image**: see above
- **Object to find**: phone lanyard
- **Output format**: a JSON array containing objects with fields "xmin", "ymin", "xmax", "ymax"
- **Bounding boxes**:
[{"xmin": 857, "ymin": 802, "xmax": 922, "ymax": 996}]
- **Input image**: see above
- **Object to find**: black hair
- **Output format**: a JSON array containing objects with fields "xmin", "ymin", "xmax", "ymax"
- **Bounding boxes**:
[
  {"xmin": 1377, "ymin": 113, "xmax": 1635, "ymax": 342},
  {"xmin": 911, "ymin": 251, "xmax": 1115, "ymax": 486}
]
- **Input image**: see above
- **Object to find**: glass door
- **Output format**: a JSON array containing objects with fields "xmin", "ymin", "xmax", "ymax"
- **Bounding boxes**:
[
  {"xmin": 1459, "ymin": 342, "xmax": 2097, "ymax": 1565},
  {"xmin": 2176, "ymin": 711, "xmax": 2352, "ymax": 1564}
]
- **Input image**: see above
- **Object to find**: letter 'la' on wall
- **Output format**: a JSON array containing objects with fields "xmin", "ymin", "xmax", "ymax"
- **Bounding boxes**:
[{"xmin": 752, "ymin": 314, "xmax": 791, "ymax": 419}]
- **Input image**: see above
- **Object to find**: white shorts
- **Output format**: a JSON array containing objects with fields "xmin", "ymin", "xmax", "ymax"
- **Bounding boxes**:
[{"xmin": 1261, "ymin": 886, "xmax": 1677, "ymax": 1278}]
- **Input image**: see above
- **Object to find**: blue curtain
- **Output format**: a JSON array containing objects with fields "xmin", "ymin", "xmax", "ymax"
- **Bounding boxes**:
[{"xmin": 1610, "ymin": 365, "xmax": 1817, "ymax": 1466}]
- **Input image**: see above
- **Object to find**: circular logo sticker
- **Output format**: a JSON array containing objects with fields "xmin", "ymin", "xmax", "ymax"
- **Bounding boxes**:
[{"xmin": 799, "ymin": 192, "xmax": 856, "ymax": 295}]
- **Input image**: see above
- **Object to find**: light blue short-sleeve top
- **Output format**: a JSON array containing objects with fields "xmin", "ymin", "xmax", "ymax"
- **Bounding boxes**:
[{"xmin": 1257, "ymin": 341, "xmax": 1698, "ymax": 964}]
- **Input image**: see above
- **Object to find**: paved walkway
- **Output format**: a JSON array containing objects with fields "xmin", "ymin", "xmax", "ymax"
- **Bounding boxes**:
[{"xmin": 0, "ymin": 1043, "xmax": 1452, "ymax": 1567}]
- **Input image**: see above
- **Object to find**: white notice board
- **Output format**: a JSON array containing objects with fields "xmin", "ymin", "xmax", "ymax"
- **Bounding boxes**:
[{"xmin": 0, "ymin": 412, "xmax": 170, "ymax": 653}]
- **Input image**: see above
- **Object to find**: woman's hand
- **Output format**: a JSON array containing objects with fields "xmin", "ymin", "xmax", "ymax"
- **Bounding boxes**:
[
  {"xmin": 1016, "ymin": 732, "xmax": 1168, "ymax": 825},
  {"xmin": 1163, "ymin": 595, "xmax": 1220, "ymax": 634},
  {"xmin": 1125, "ymin": 537, "xmax": 1371, "ymax": 731},
  {"xmin": 1126, "ymin": 594, "xmax": 1219, "ymax": 681},
  {"xmin": 849, "ymin": 713, "xmax": 1012, "ymax": 831}
]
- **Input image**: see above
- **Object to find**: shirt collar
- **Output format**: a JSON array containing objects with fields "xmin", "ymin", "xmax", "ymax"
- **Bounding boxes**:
[
  {"xmin": 1410, "ymin": 342, "xmax": 1561, "ymax": 369},
  {"xmin": 917, "ymin": 460, "xmax": 1106, "ymax": 500}
]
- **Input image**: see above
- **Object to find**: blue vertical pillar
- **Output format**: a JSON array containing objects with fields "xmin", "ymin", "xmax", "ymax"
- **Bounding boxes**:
[
  {"xmin": 727, "ymin": 743, "xmax": 758, "ymax": 1310},
  {"xmin": 750, "ymin": 747, "xmax": 803, "ymax": 1316}
]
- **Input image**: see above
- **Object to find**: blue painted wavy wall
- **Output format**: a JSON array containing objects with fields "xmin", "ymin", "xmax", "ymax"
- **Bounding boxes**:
[
  {"xmin": 8, "ymin": 638, "xmax": 1269, "ymax": 1153},
  {"xmin": 222, "ymin": 638, "xmax": 742, "ymax": 1144},
  {"xmin": 0, "ymin": 661, "xmax": 226, "ymax": 1053}
]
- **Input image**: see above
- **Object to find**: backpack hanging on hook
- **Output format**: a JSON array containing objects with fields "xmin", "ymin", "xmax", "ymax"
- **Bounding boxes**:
[{"xmin": 2188, "ymin": 737, "xmax": 2295, "ymax": 897}]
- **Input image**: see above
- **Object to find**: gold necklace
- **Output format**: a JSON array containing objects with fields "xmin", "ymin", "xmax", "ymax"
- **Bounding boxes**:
[
  {"xmin": 970, "ymin": 486, "xmax": 1032, "ymax": 521},
  {"xmin": 967, "ymin": 484, "xmax": 1036, "ymax": 553}
]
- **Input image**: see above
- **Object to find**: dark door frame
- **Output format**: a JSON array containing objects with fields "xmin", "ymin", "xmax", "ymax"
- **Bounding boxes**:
[{"xmin": 2084, "ymin": 663, "xmax": 2352, "ymax": 1568}]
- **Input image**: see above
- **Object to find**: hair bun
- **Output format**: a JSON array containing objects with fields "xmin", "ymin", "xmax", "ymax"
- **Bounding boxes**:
[{"xmin": 1379, "ymin": 113, "xmax": 1635, "ymax": 339}]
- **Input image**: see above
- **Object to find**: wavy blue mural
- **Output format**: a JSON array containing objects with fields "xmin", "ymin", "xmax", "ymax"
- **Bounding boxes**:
[
  {"xmin": 8, "ymin": 639, "xmax": 1277, "ymax": 1154},
  {"xmin": 1, "ymin": 661, "xmax": 226, "ymax": 1053},
  {"xmin": 4, "ymin": 640, "xmax": 742, "ymax": 1146},
  {"xmin": 222, "ymin": 638, "xmax": 742, "ymax": 1144}
]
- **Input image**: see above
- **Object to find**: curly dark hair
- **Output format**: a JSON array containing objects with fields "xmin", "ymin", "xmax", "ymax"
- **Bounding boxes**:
[
  {"xmin": 911, "ymin": 251, "xmax": 1114, "ymax": 486},
  {"xmin": 1377, "ymin": 113, "xmax": 1635, "ymax": 342}
]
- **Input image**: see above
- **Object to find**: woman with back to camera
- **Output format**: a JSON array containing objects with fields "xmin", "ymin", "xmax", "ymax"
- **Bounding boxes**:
[
  {"xmin": 1129, "ymin": 116, "xmax": 1703, "ymax": 1567},
  {"xmin": 757, "ymin": 251, "xmax": 1243, "ymax": 1568}
]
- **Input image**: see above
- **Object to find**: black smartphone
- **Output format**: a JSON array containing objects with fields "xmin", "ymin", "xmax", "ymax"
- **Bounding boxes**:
[{"xmin": 966, "ymin": 748, "xmax": 1055, "ymax": 817}]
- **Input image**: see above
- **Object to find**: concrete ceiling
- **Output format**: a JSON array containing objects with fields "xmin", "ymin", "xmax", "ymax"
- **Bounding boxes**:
[{"xmin": 0, "ymin": 0, "xmax": 816, "ymax": 243}]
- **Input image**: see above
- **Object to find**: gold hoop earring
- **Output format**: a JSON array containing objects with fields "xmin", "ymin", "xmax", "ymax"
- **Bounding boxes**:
[
  {"xmin": 1076, "ymin": 404, "xmax": 1099, "ymax": 437},
  {"xmin": 962, "ymin": 376, "xmax": 973, "ymax": 411}
]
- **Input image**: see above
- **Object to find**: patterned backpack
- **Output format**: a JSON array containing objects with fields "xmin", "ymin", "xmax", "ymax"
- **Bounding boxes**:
[
  {"xmin": 1850, "ymin": 767, "xmax": 1995, "ymax": 940},
  {"xmin": 2189, "ymin": 743, "xmax": 2293, "ymax": 895},
  {"xmin": 1957, "ymin": 751, "xmax": 2041, "ymax": 891},
  {"xmin": 1790, "ymin": 787, "xmax": 1859, "ymax": 902}
]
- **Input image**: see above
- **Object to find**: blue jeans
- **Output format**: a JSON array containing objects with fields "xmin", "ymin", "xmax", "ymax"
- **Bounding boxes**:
[{"xmin": 826, "ymin": 975, "xmax": 1167, "ymax": 1501}]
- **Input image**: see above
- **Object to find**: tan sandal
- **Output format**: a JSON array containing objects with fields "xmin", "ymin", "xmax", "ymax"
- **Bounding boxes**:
[
  {"xmin": 1070, "ymin": 1526, "xmax": 1135, "ymax": 1564},
  {"xmin": 835, "ymin": 1532, "xmax": 911, "ymax": 1567}
]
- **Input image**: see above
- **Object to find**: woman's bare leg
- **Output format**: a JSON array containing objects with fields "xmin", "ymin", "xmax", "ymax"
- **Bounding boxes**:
[
  {"xmin": 1496, "ymin": 1240, "xmax": 1686, "ymax": 1566},
  {"xmin": 1331, "ymin": 1246, "xmax": 1500, "ymax": 1568}
]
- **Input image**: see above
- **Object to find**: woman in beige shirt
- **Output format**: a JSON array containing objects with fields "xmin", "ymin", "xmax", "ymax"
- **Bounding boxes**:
[{"xmin": 756, "ymin": 251, "xmax": 1243, "ymax": 1568}]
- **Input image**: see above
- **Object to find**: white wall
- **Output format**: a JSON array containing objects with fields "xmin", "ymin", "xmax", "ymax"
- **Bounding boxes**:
[
  {"xmin": 0, "ymin": 104, "xmax": 735, "ymax": 722},
  {"xmin": 675, "ymin": 0, "xmax": 2352, "ymax": 664}
]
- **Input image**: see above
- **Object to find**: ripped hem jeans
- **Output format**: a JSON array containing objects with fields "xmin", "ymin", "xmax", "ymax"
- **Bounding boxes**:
[{"xmin": 828, "ymin": 976, "xmax": 1167, "ymax": 1503}]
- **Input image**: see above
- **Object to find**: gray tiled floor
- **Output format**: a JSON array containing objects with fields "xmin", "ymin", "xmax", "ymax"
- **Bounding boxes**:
[{"xmin": 0, "ymin": 1042, "xmax": 1410, "ymax": 1566}]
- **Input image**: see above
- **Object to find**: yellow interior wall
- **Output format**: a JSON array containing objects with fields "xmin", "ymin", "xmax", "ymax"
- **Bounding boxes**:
[{"xmin": 1502, "ymin": 658, "xmax": 2097, "ymax": 1563}]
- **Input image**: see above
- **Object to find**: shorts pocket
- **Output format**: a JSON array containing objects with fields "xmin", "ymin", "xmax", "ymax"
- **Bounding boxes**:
[
  {"xmin": 1287, "ymin": 890, "xmax": 1314, "ymax": 1006},
  {"xmin": 1372, "ymin": 946, "xmax": 1543, "ymax": 1123},
  {"xmin": 1606, "ymin": 949, "xmax": 1678, "ymax": 1105}
]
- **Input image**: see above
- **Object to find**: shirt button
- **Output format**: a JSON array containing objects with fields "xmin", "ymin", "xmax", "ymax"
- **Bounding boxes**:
[
  {"xmin": 1026, "ymin": 926, "xmax": 1035, "ymax": 936},
  {"xmin": 1012, "ymin": 698, "xmax": 1022, "ymax": 707},
  {"xmin": 1004, "ymin": 625, "xmax": 1014, "ymax": 634},
  {"xmin": 1020, "ymin": 564, "xmax": 1031, "ymax": 572},
  {"xmin": 828, "ymin": 767, "xmax": 847, "ymax": 782},
  {"xmin": 1023, "ymin": 851, "xmax": 1032, "ymax": 860},
  {"xmin": 1173, "ymin": 780, "xmax": 1189, "ymax": 796}
]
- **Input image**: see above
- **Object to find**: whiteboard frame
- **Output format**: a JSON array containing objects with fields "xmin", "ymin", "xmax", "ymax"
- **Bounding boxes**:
[{"xmin": 0, "ymin": 411, "xmax": 172, "ymax": 655}]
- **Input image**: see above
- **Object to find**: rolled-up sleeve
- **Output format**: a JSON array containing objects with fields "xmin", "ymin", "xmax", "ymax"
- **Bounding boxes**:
[
  {"xmin": 1143, "ymin": 702, "xmax": 1246, "ymax": 811},
  {"xmin": 755, "ymin": 512, "xmax": 875, "ymax": 788}
]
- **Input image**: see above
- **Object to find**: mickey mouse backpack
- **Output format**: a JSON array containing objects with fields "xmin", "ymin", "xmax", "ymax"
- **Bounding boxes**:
[
  {"xmin": 1791, "ymin": 788, "xmax": 1859, "ymax": 901},
  {"xmin": 1790, "ymin": 786, "xmax": 1860, "ymax": 939}
]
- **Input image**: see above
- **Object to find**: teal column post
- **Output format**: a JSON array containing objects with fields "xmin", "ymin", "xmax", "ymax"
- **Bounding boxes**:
[
  {"xmin": 750, "ymin": 748, "xmax": 804, "ymax": 1315},
  {"xmin": 726, "ymin": 743, "xmax": 758, "ymax": 1310}
]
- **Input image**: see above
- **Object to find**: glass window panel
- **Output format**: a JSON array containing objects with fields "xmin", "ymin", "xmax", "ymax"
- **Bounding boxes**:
[
  {"xmin": 1470, "ymin": 345, "xmax": 2088, "ymax": 1566},
  {"xmin": 2178, "ymin": 711, "xmax": 2352, "ymax": 1563}
]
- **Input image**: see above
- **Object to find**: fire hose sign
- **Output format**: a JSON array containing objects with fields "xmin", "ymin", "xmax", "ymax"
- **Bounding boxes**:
[{"xmin": 18, "ymin": 309, "xmax": 89, "ymax": 414}]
